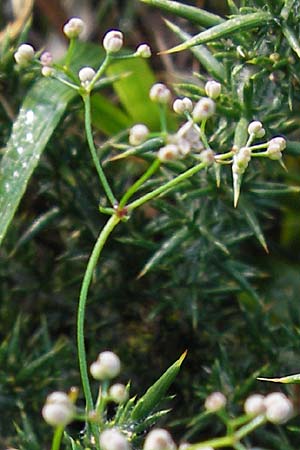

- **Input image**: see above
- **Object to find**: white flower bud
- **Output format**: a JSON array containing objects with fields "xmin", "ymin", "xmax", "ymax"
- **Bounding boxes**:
[
  {"xmin": 235, "ymin": 147, "xmax": 251, "ymax": 168},
  {"xmin": 40, "ymin": 51, "xmax": 53, "ymax": 66},
  {"xmin": 14, "ymin": 44, "xmax": 35, "ymax": 66},
  {"xmin": 109, "ymin": 383, "xmax": 128, "ymax": 404},
  {"xmin": 247, "ymin": 121, "xmax": 265, "ymax": 138},
  {"xmin": 129, "ymin": 124, "xmax": 149, "ymax": 146},
  {"xmin": 267, "ymin": 142, "xmax": 282, "ymax": 160},
  {"xmin": 149, "ymin": 83, "xmax": 171, "ymax": 104},
  {"xmin": 268, "ymin": 136, "xmax": 286, "ymax": 151},
  {"xmin": 42, "ymin": 391, "xmax": 74, "ymax": 427},
  {"xmin": 264, "ymin": 393, "xmax": 293, "ymax": 424},
  {"xmin": 204, "ymin": 392, "xmax": 226, "ymax": 412},
  {"xmin": 205, "ymin": 80, "xmax": 221, "ymax": 99},
  {"xmin": 90, "ymin": 351, "xmax": 121, "ymax": 380},
  {"xmin": 103, "ymin": 30, "xmax": 123, "ymax": 53},
  {"xmin": 41, "ymin": 66, "xmax": 54, "ymax": 77},
  {"xmin": 63, "ymin": 17, "xmax": 85, "ymax": 39},
  {"xmin": 173, "ymin": 97, "xmax": 193, "ymax": 115},
  {"xmin": 158, "ymin": 144, "xmax": 180, "ymax": 162},
  {"xmin": 192, "ymin": 97, "xmax": 215, "ymax": 122},
  {"xmin": 78, "ymin": 67, "xmax": 96, "ymax": 88},
  {"xmin": 244, "ymin": 394, "xmax": 266, "ymax": 416},
  {"xmin": 136, "ymin": 44, "xmax": 152, "ymax": 58},
  {"xmin": 100, "ymin": 429, "xmax": 130, "ymax": 450},
  {"xmin": 200, "ymin": 149, "xmax": 215, "ymax": 165},
  {"xmin": 143, "ymin": 429, "xmax": 176, "ymax": 450}
]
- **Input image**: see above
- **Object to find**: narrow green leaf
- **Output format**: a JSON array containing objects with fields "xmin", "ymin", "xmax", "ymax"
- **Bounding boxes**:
[
  {"xmin": 233, "ymin": 117, "xmax": 248, "ymax": 148},
  {"xmin": 140, "ymin": 0, "xmax": 223, "ymax": 27},
  {"xmin": 238, "ymin": 198, "xmax": 268, "ymax": 252},
  {"xmin": 109, "ymin": 137, "xmax": 164, "ymax": 161},
  {"xmin": 161, "ymin": 12, "xmax": 273, "ymax": 54},
  {"xmin": 281, "ymin": 24, "xmax": 300, "ymax": 59},
  {"xmin": 130, "ymin": 351, "xmax": 187, "ymax": 421},
  {"xmin": 91, "ymin": 93, "xmax": 132, "ymax": 135},
  {"xmin": 258, "ymin": 373, "xmax": 300, "ymax": 384},
  {"xmin": 250, "ymin": 184, "xmax": 300, "ymax": 196}
]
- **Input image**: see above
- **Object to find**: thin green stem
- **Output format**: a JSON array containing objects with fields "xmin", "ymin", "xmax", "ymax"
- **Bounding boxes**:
[
  {"xmin": 64, "ymin": 38, "xmax": 76, "ymax": 69},
  {"xmin": 235, "ymin": 414, "xmax": 267, "ymax": 440},
  {"xmin": 119, "ymin": 159, "xmax": 161, "ymax": 208},
  {"xmin": 88, "ymin": 54, "xmax": 111, "ymax": 92},
  {"xmin": 77, "ymin": 214, "xmax": 120, "ymax": 422},
  {"xmin": 83, "ymin": 94, "xmax": 117, "ymax": 206},
  {"xmin": 159, "ymin": 104, "xmax": 168, "ymax": 136},
  {"xmin": 51, "ymin": 426, "xmax": 64, "ymax": 450},
  {"xmin": 127, "ymin": 161, "xmax": 207, "ymax": 211}
]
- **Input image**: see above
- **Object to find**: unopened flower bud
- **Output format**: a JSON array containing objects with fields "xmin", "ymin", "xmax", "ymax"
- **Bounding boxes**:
[
  {"xmin": 63, "ymin": 17, "xmax": 85, "ymax": 39},
  {"xmin": 143, "ymin": 429, "xmax": 176, "ymax": 450},
  {"xmin": 42, "ymin": 391, "xmax": 74, "ymax": 427},
  {"xmin": 149, "ymin": 83, "xmax": 171, "ymax": 104},
  {"xmin": 269, "ymin": 136, "xmax": 286, "ymax": 151},
  {"xmin": 173, "ymin": 97, "xmax": 193, "ymax": 115},
  {"xmin": 136, "ymin": 44, "xmax": 152, "ymax": 58},
  {"xmin": 205, "ymin": 80, "xmax": 221, "ymax": 99},
  {"xmin": 100, "ymin": 428, "xmax": 130, "ymax": 450},
  {"xmin": 244, "ymin": 394, "xmax": 266, "ymax": 416},
  {"xmin": 235, "ymin": 147, "xmax": 251, "ymax": 168},
  {"xmin": 78, "ymin": 67, "xmax": 96, "ymax": 88},
  {"xmin": 265, "ymin": 393, "xmax": 293, "ymax": 424},
  {"xmin": 200, "ymin": 149, "xmax": 215, "ymax": 165},
  {"xmin": 192, "ymin": 97, "xmax": 215, "ymax": 122},
  {"xmin": 158, "ymin": 144, "xmax": 180, "ymax": 162},
  {"xmin": 41, "ymin": 66, "xmax": 54, "ymax": 77},
  {"xmin": 40, "ymin": 51, "xmax": 53, "ymax": 66},
  {"xmin": 90, "ymin": 351, "xmax": 121, "ymax": 380},
  {"xmin": 205, "ymin": 392, "xmax": 226, "ymax": 412},
  {"xmin": 103, "ymin": 30, "xmax": 123, "ymax": 53},
  {"xmin": 247, "ymin": 121, "xmax": 265, "ymax": 138},
  {"xmin": 109, "ymin": 383, "xmax": 128, "ymax": 404},
  {"xmin": 129, "ymin": 124, "xmax": 149, "ymax": 146},
  {"xmin": 267, "ymin": 142, "xmax": 282, "ymax": 160},
  {"xmin": 14, "ymin": 44, "xmax": 35, "ymax": 66}
]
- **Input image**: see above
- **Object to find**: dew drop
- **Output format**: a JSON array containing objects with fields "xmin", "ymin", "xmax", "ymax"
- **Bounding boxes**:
[
  {"xmin": 22, "ymin": 162, "xmax": 28, "ymax": 168},
  {"xmin": 25, "ymin": 110, "xmax": 35, "ymax": 125},
  {"xmin": 26, "ymin": 132, "xmax": 33, "ymax": 143},
  {"xmin": 5, "ymin": 182, "xmax": 10, "ymax": 192},
  {"xmin": 17, "ymin": 146, "xmax": 24, "ymax": 155},
  {"xmin": 13, "ymin": 171, "xmax": 19, "ymax": 178}
]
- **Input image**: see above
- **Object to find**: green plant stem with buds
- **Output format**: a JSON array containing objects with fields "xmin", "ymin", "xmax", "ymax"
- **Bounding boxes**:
[{"xmin": 51, "ymin": 426, "xmax": 64, "ymax": 450}]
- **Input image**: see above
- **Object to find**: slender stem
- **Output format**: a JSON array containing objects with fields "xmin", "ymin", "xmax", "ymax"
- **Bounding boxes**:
[
  {"xmin": 127, "ymin": 161, "xmax": 207, "ymax": 211},
  {"xmin": 119, "ymin": 159, "xmax": 161, "ymax": 208},
  {"xmin": 64, "ymin": 38, "xmax": 76, "ymax": 69},
  {"xmin": 159, "ymin": 104, "xmax": 168, "ymax": 136},
  {"xmin": 235, "ymin": 414, "xmax": 266, "ymax": 440},
  {"xmin": 51, "ymin": 426, "xmax": 64, "ymax": 450},
  {"xmin": 77, "ymin": 215, "xmax": 120, "ymax": 418},
  {"xmin": 88, "ymin": 54, "xmax": 111, "ymax": 92},
  {"xmin": 83, "ymin": 94, "xmax": 117, "ymax": 206}
]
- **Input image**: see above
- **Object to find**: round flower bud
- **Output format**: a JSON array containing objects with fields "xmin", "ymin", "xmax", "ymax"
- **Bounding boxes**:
[
  {"xmin": 204, "ymin": 392, "xmax": 226, "ymax": 412},
  {"xmin": 158, "ymin": 144, "xmax": 180, "ymax": 162},
  {"xmin": 192, "ymin": 97, "xmax": 215, "ymax": 122},
  {"xmin": 247, "ymin": 121, "xmax": 265, "ymax": 138},
  {"xmin": 41, "ymin": 66, "xmax": 54, "ymax": 77},
  {"xmin": 235, "ymin": 147, "xmax": 251, "ymax": 168},
  {"xmin": 14, "ymin": 44, "xmax": 35, "ymax": 66},
  {"xmin": 103, "ymin": 30, "xmax": 123, "ymax": 53},
  {"xmin": 269, "ymin": 136, "xmax": 286, "ymax": 151},
  {"xmin": 143, "ymin": 429, "xmax": 176, "ymax": 450},
  {"xmin": 136, "ymin": 44, "xmax": 152, "ymax": 58},
  {"xmin": 63, "ymin": 17, "xmax": 85, "ymax": 39},
  {"xmin": 205, "ymin": 80, "xmax": 221, "ymax": 99},
  {"xmin": 173, "ymin": 97, "xmax": 193, "ymax": 115},
  {"xmin": 42, "ymin": 391, "xmax": 74, "ymax": 427},
  {"xmin": 109, "ymin": 383, "xmax": 128, "ymax": 404},
  {"xmin": 129, "ymin": 124, "xmax": 149, "ymax": 146},
  {"xmin": 265, "ymin": 393, "xmax": 293, "ymax": 424},
  {"xmin": 90, "ymin": 351, "xmax": 121, "ymax": 380},
  {"xmin": 264, "ymin": 392, "xmax": 288, "ymax": 409},
  {"xmin": 244, "ymin": 394, "xmax": 266, "ymax": 416},
  {"xmin": 40, "ymin": 51, "xmax": 53, "ymax": 66},
  {"xmin": 78, "ymin": 67, "xmax": 96, "ymax": 88},
  {"xmin": 200, "ymin": 149, "xmax": 215, "ymax": 165},
  {"xmin": 149, "ymin": 83, "xmax": 171, "ymax": 104},
  {"xmin": 266, "ymin": 142, "xmax": 282, "ymax": 160},
  {"xmin": 100, "ymin": 429, "xmax": 130, "ymax": 450}
]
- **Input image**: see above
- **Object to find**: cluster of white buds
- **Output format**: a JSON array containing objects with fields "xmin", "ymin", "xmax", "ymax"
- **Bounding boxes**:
[
  {"xmin": 149, "ymin": 83, "xmax": 171, "ymax": 104},
  {"xmin": 232, "ymin": 147, "xmax": 251, "ymax": 175},
  {"xmin": 143, "ymin": 428, "xmax": 176, "ymax": 450},
  {"xmin": 100, "ymin": 428, "xmax": 130, "ymax": 450},
  {"xmin": 109, "ymin": 383, "xmax": 128, "ymax": 404},
  {"xmin": 129, "ymin": 124, "xmax": 149, "ymax": 146},
  {"xmin": 244, "ymin": 392, "xmax": 293, "ymax": 424},
  {"xmin": 244, "ymin": 393, "xmax": 266, "ymax": 416},
  {"xmin": 204, "ymin": 391, "xmax": 227, "ymax": 412},
  {"xmin": 192, "ymin": 97, "xmax": 216, "ymax": 122},
  {"xmin": 103, "ymin": 30, "xmax": 123, "ymax": 53},
  {"xmin": 247, "ymin": 120, "xmax": 265, "ymax": 138},
  {"xmin": 63, "ymin": 17, "xmax": 85, "ymax": 39},
  {"xmin": 90, "ymin": 350, "xmax": 121, "ymax": 380},
  {"xmin": 266, "ymin": 136, "xmax": 286, "ymax": 160},
  {"xmin": 135, "ymin": 44, "xmax": 152, "ymax": 58},
  {"xmin": 205, "ymin": 80, "xmax": 221, "ymax": 99},
  {"xmin": 78, "ymin": 66, "xmax": 96, "ymax": 89},
  {"xmin": 14, "ymin": 44, "xmax": 35, "ymax": 67},
  {"xmin": 40, "ymin": 51, "xmax": 54, "ymax": 77},
  {"xmin": 42, "ymin": 391, "xmax": 75, "ymax": 427},
  {"xmin": 173, "ymin": 97, "xmax": 193, "ymax": 115}
]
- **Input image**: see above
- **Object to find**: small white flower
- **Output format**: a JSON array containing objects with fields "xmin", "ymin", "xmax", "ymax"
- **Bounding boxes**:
[
  {"xmin": 149, "ymin": 83, "xmax": 171, "ymax": 104},
  {"xmin": 136, "ymin": 44, "xmax": 152, "ymax": 58},
  {"xmin": 103, "ymin": 30, "xmax": 123, "ymax": 53},
  {"xmin": 268, "ymin": 136, "xmax": 286, "ymax": 151},
  {"xmin": 264, "ymin": 393, "xmax": 293, "ymax": 424},
  {"xmin": 14, "ymin": 44, "xmax": 35, "ymax": 66},
  {"xmin": 109, "ymin": 383, "xmax": 128, "ymax": 404},
  {"xmin": 129, "ymin": 124, "xmax": 149, "ymax": 146},
  {"xmin": 235, "ymin": 147, "xmax": 251, "ymax": 168},
  {"xmin": 100, "ymin": 428, "xmax": 130, "ymax": 450},
  {"xmin": 63, "ymin": 17, "xmax": 85, "ymax": 39},
  {"xmin": 244, "ymin": 394, "xmax": 266, "ymax": 416},
  {"xmin": 90, "ymin": 351, "xmax": 121, "ymax": 380},
  {"xmin": 173, "ymin": 98, "xmax": 193, "ymax": 115},
  {"xmin": 266, "ymin": 141, "xmax": 282, "ymax": 160},
  {"xmin": 78, "ymin": 67, "xmax": 96, "ymax": 88},
  {"xmin": 40, "ymin": 51, "xmax": 53, "ymax": 66},
  {"xmin": 200, "ymin": 149, "xmax": 215, "ymax": 165},
  {"xmin": 204, "ymin": 392, "xmax": 226, "ymax": 412},
  {"xmin": 192, "ymin": 97, "xmax": 215, "ymax": 122},
  {"xmin": 205, "ymin": 80, "xmax": 221, "ymax": 99},
  {"xmin": 143, "ymin": 429, "xmax": 176, "ymax": 450},
  {"xmin": 42, "ymin": 391, "xmax": 74, "ymax": 427},
  {"xmin": 247, "ymin": 121, "xmax": 265, "ymax": 138},
  {"xmin": 158, "ymin": 144, "xmax": 180, "ymax": 162},
  {"xmin": 41, "ymin": 66, "xmax": 54, "ymax": 77}
]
